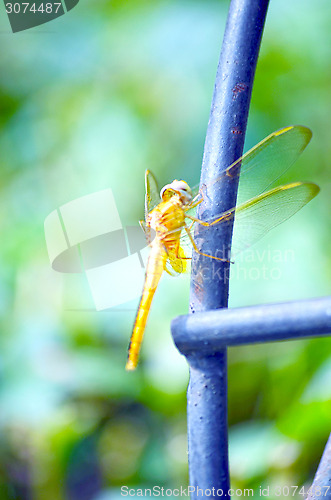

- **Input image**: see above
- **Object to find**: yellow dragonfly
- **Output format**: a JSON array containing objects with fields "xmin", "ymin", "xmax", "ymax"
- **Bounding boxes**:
[{"xmin": 125, "ymin": 125, "xmax": 320, "ymax": 371}]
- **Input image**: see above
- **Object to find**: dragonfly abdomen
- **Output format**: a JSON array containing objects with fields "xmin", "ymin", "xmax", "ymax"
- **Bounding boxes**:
[{"xmin": 126, "ymin": 241, "xmax": 167, "ymax": 371}]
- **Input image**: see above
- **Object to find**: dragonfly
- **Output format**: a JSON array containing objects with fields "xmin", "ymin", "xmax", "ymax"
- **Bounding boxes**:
[{"xmin": 125, "ymin": 125, "xmax": 320, "ymax": 371}]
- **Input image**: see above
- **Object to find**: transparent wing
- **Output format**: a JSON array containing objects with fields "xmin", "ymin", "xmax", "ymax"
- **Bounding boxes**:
[
  {"xmin": 165, "ymin": 244, "xmax": 190, "ymax": 276},
  {"xmin": 189, "ymin": 125, "xmax": 312, "ymax": 206},
  {"xmin": 178, "ymin": 182, "xmax": 319, "ymax": 259},
  {"xmin": 231, "ymin": 181, "xmax": 319, "ymax": 257},
  {"xmin": 142, "ymin": 127, "xmax": 317, "ymax": 268},
  {"xmin": 145, "ymin": 170, "xmax": 161, "ymax": 216}
]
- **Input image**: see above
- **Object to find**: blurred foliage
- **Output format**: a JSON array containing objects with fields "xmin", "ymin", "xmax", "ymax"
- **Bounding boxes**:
[{"xmin": 0, "ymin": 0, "xmax": 330, "ymax": 499}]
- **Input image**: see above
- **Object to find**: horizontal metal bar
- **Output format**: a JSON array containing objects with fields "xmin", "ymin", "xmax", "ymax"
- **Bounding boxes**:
[{"xmin": 172, "ymin": 296, "xmax": 331, "ymax": 355}]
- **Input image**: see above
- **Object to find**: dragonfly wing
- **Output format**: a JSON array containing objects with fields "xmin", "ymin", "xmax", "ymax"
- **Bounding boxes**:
[
  {"xmin": 176, "ymin": 182, "xmax": 319, "ymax": 259},
  {"xmin": 231, "ymin": 181, "xmax": 320, "ymax": 257},
  {"xmin": 144, "ymin": 126, "xmax": 316, "ymax": 263},
  {"xmin": 145, "ymin": 170, "xmax": 161, "ymax": 216},
  {"xmin": 139, "ymin": 220, "xmax": 146, "ymax": 233},
  {"xmin": 232, "ymin": 125, "xmax": 312, "ymax": 203},
  {"xmin": 139, "ymin": 219, "xmax": 155, "ymax": 247},
  {"xmin": 186, "ymin": 125, "xmax": 312, "ymax": 209},
  {"xmin": 165, "ymin": 245, "xmax": 190, "ymax": 276}
]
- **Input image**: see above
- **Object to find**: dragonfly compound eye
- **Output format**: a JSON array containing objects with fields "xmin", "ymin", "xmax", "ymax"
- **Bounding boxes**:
[{"xmin": 160, "ymin": 180, "xmax": 192, "ymax": 204}]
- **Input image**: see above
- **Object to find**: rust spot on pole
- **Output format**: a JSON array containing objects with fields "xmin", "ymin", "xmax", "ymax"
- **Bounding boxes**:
[
  {"xmin": 231, "ymin": 127, "xmax": 243, "ymax": 135},
  {"xmin": 232, "ymin": 82, "xmax": 248, "ymax": 100}
]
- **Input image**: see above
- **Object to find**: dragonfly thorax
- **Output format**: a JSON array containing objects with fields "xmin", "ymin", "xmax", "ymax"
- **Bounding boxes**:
[{"xmin": 160, "ymin": 180, "xmax": 192, "ymax": 205}]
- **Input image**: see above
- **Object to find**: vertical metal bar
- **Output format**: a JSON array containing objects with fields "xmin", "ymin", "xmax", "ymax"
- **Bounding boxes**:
[
  {"xmin": 306, "ymin": 434, "xmax": 331, "ymax": 500},
  {"xmin": 187, "ymin": 0, "xmax": 270, "ymax": 497}
]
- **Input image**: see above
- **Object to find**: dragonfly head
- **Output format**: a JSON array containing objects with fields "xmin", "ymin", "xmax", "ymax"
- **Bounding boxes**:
[{"xmin": 160, "ymin": 180, "xmax": 192, "ymax": 205}]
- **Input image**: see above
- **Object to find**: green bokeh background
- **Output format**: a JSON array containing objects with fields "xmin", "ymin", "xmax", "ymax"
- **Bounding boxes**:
[{"xmin": 0, "ymin": 0, "xmax": 330, "ymax": 499}]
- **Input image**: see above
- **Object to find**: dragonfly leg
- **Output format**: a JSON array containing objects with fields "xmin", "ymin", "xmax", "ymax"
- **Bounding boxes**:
[
  {"xmin": 172, "ymin": 240, "xmax": 191, "ymax": 261},
  {"xmin": 186, "ymin": 183, "xmax": 211, "ymax": 209},
  {"xmin": 185, "ymin": 213, "xmax": 232, "ymax": 227},
  {"xmin": 175, "ymin": 253, "xmax": 192, "ymax": 261},
  {"xmin": 184, "ymin": 225, "xmax": 231, "ymax": 263},
  {"xmin": 187, "ymin": 220, "xmax": 195, "ymax": 231},
  {"xmin": 184, "ymin": 197, "xmax": 203, "ymax": 211}
]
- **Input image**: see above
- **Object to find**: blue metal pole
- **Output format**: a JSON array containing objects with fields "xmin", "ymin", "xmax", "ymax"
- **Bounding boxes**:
[
  {"xmin": 306, "ymin": 433, "xmax": 331, "ymax": 500},
  {"xmin": 172, "ymin": 296, "xmax": 331, "ymax": 352},
  {"xmin": 187, "ymin": 0, "xmax": 270, "ymax": 497}
]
